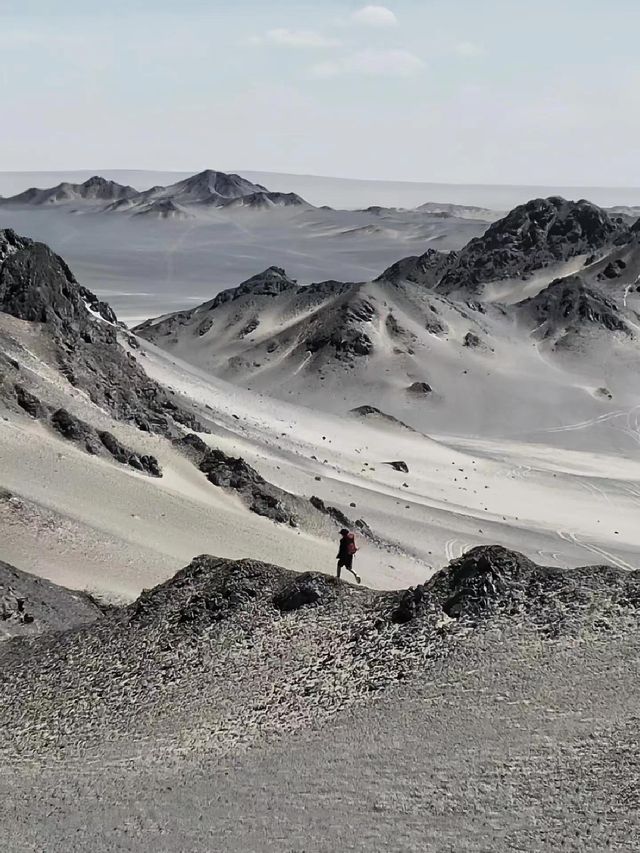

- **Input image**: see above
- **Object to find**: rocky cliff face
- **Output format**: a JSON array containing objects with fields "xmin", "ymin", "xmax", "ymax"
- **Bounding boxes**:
[{"xmin": 0, "ymin": 229, "xmax": 203, "ymax": 434}]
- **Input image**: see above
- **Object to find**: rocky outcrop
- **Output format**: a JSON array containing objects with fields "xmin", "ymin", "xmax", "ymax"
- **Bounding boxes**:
[
  {"xmin": 51, "ymin": 408, "xmax": 162, "ymax": 476},
  {"xmin": 377, "ymin": 247, "xmax": 454, "ymax": 287},
  {"xmin": 425, "ymin": 545, "xmax": 640, "ymax": 631},
  {"xmin": 309, "ymin": 495, "xmax": 371, "ymax": 534},
  {"xmin": 199, "ymin": 448, "xmax": 295, "ymax": 524},
  {"xmin": 520, "ymin": 275, "xmax": 631, "ymax": 339},
  {"xmin": 435, "ymin": 197, "xmax": 631, "ymax": 296},
  {"xmin": 0, "ymin": 229, "xmax": 204, "ymax": 435},
  {"xmin": 1, "ymin": 374, "xmax": 163, "ymax": 476},
  {"xmin": 350, "ymin": 405, "xmax": 416, "ymax": 432},
  {"xmin": 406, "ymin": 381, "xmax": 432, "ymax": 396}
]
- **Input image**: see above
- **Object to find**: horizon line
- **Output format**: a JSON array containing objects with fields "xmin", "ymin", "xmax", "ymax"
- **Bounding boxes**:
[{"xmin": 0, "ymin": 168, "xmax": 639, "ymax": 193}]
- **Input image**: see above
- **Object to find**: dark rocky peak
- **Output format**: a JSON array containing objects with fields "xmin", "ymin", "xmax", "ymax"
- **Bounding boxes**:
[
  {"xmin": 377, "ymin": 247, "xmax": 454, "ymax": 286},
  {"xmin": 0, "ymin": 230, "xmax": 116, "ymax": 327},
  {"xmin": 436, "ymin": 196, "xmax": 631, "ymax": 295},
  {"xmin": 76, "ymin": 176, "xmax": 138, "ymax": 200},
  {"xmin": 169, "ymin": 169, "xmax": 268, "ymax": 202},
  {"xmin": 211, "ymin": 267, "xmax": 299, "ymax": 308},
  {"xmin": 519, "ymin": 274, "xmax": 631, "ymax": 337}
]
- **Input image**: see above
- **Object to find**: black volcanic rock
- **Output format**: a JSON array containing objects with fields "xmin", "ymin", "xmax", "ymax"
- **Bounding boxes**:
[
  {"xmin": 199, "ymin": 448, "xmax": 296, "ymax": 525},
  {"xmin": 211, "ymin": 267, "xmax": 299, "ymax": 308},
  {"xmin": 273, "ymin": 573, "xmax": 337, "ymax": 612},
  {"xmin": 385, "ymin": 460, "xmax": 409, "ymax": 473},
  {"xmin": 520, "ymin": 275, "xmax": 631, "ymax": 338},
  {"xmin": 407, "ymin": 381, "xmax": 432, "ymax": 395},
  {"xmin": 49, "ymin": 408, "xmax": 162, "ymax": 475},
  {"xmin": 14, "ymin": 383, "xmax": 47, "ymax": 419},
  {"xmin": 51, "ymin": 408, "xmax": 92, "ymax": 443},
  {"xmin": 0, "ymin": 229, "xmax": 203, "ymax": 435},
  {"xmin": 3, "ymin": 545, "xmax": 639, "ymax": 767},
  {"xmin": 436, "ymin": 197, "xmax": 631, "ymax": 296},
  {"xmin": 424, "ymin": 545, "xmax": 640, "ymax": 630},
  {"xmin": 377, "ymin": 247, "xmax": 454, "ymax": 287}
]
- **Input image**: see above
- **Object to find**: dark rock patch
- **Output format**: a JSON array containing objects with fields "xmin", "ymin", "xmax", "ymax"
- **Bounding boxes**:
[
  {"xmin": 49, "ymin": 408, "xmax": 162, "ymax": 477},
  {"xmin": 273, "ymin": 573, "xmax": 337, "ymax": 612},
  {"xmin": 14, "ymin": 383, "xmax": 47, "ymax": 419},
  {"xmin": 385, "ymin": 460, "xmax": 409, "ymax": 474},
  {"xmin": 407, "ymin": 381, "xmax": 432, "ymax": 396}
]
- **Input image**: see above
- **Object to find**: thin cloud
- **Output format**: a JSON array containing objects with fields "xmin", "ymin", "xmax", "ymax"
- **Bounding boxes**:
[
  {"xmin": 311, "ymin": 49, "xmax": 424, "ymax": 78},
  {"xmin": 250, "ymin": 28, "xmax": 341, "ymax": 48},
  {"xmin": 455, "ymin": 41, "xmax": 485, "ymax": 57},
  {"xmin": 351, "ymin": 6, "xmax": 398, "ymax": 28}
]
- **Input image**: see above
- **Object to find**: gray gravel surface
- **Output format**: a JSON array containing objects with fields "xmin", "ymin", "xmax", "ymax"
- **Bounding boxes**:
[{"xmin": 2, "ymin": 546, "xmax": 639, "ymax": 851}]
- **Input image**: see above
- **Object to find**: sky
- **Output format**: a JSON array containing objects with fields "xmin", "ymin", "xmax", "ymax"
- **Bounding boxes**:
[{"xmin": 1, "ymin": 0, "xmax": 639, "ymax": 186}]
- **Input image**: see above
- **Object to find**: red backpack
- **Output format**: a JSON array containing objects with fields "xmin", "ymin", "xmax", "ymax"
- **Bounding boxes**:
[{"xmin": 345, "ymin": 533, "xmax": 358, "ymax": 556}]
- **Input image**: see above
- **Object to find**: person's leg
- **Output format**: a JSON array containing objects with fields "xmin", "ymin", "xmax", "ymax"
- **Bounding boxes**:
[
  {"xmin": 336, "ymin": 561, "xmax": 342, "ymax": 579},
  {"xmin": 344, "ymin": 557, "xmax": 361, "ymax": 584}
]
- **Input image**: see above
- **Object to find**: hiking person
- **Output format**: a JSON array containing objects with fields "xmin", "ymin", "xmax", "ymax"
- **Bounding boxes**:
[{"xmin": 336, "ymin": 528, "xmax": 361, "ymax": 583}]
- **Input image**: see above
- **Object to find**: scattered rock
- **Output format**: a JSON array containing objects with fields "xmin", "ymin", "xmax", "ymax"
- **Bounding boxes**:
[
  {"xmin": 406, "ymin": 381, "xmax": 432, "ymax": 396},
  {"xmin": 385, "ymin": 461, "xmax": 409, "ymax": 474},
  {"xmin": 14, "ymin": 384, "xmax": 47, "ymax": 419}
]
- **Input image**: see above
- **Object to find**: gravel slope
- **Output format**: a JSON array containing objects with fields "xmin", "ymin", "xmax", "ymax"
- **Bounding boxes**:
[{"xmin": 1, "ymin": 545, "xmax": 639, "ymax": 851}]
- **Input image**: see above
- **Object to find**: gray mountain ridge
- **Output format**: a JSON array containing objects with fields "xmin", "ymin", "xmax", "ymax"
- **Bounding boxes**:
[
  {"xmin": 0, "ymin": 168, "xmax": 314, "ymax": 215},
  {"xmin": 134, "ymin": 196, "xmax": 640, "ymax": 388}
]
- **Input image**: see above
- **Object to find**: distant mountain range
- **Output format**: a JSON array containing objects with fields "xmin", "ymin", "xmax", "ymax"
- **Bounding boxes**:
[
  {"xmin": 0, "ymin": 170, "xmax": 508, "ymax": 223},
  {"xmin": 0, "ymin": 170, "xmax": 312, "ymax": 218}
]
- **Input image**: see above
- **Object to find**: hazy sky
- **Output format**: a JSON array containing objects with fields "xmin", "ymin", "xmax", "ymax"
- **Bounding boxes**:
[{"xmin": 1, "ymin": 0, "xmax": 639, "ymax": 185}]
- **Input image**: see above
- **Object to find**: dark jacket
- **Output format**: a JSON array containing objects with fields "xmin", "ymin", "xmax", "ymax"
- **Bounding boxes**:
[{"xmin": 337, "ymin": 533, "xmax": 356, "ymax": 559}]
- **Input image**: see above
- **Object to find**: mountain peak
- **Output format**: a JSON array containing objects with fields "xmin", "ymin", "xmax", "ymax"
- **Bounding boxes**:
[
  {"xmin": 435, "ymin": 196, "xmax": 631, "ymax": 296},
  {"xmin": 165, "ymin": 169, "xmax": 268, "ymax": 204}
]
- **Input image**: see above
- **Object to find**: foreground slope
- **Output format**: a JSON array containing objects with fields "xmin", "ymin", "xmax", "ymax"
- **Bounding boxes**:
[{"xmin": 2, "ymin": 546, "xmax": 639, "ymax": 851}]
